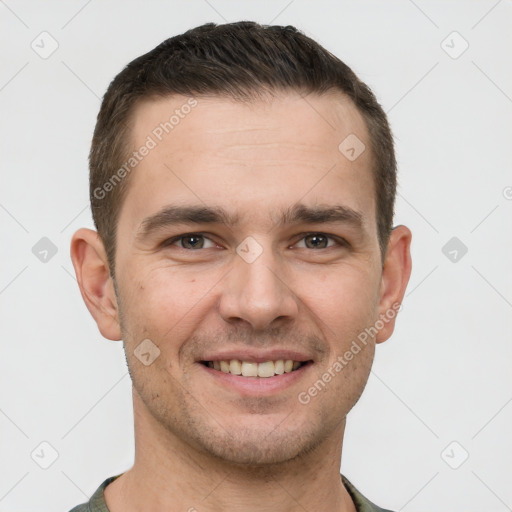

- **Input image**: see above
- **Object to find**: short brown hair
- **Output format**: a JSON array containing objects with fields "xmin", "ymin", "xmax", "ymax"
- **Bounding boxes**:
[{"xmin": 89, "ymin": 21, "xmax": 396, "ymax": 276}]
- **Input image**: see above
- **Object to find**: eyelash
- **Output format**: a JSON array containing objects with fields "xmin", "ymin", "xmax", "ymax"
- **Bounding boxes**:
[{"xmin": 163, "ymin": 232, "xmax": 349, "ymax": 250}]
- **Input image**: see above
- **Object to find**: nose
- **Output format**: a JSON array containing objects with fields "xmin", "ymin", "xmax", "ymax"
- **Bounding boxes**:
[{"xmin": 218, "ymin": 244, "xmax": 299, "ymax": 331}]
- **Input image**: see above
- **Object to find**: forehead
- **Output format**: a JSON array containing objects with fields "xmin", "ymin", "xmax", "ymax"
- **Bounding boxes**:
[{"xmin": 119, "ymin": 91, "xmax": 376, "ymax": 233}]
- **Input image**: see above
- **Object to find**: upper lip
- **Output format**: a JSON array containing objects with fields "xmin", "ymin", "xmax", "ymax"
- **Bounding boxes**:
[{"xmin": 198, "ymin": 349, "xmax": 314, "ymax": 364}]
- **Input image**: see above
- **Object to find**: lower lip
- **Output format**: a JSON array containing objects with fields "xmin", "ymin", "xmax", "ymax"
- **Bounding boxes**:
[{"xmin": 198, "ymin": 362, "xmax": 313, "ymax": 396}]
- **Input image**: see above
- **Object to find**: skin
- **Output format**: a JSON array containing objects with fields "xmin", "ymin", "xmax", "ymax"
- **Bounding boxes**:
[{"xmin": 71, "ymin": 91, "xmax": 412, "ymax": 512}]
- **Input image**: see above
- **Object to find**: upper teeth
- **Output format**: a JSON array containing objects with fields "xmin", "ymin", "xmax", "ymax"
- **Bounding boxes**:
[{"xmin": 207, "ymin": 359, "xmax": 302, "ymax": 377}]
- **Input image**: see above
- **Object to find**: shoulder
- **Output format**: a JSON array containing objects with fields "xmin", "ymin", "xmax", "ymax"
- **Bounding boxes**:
[
  {"xmin": 342, "ymin": 474, "xmax": 396, "ymax": 512},
  {"xmin": 66, "ymin": 474, "xmax": 122, "ymax": 512},
  {"xmin": 67, "ymin": 505, "xmax": 90, "ymax": 512}
]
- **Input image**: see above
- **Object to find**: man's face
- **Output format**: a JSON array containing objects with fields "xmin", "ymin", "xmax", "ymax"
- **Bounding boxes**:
[{"xmin": 113, "ymin": 92, "xmax": 385, "ymax": 465}]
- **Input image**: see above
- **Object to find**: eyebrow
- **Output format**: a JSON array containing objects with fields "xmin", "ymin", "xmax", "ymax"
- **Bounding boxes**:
[
  {"xmin": 136, "ymin": 203, "xmax": 364, "ymax": 240},
  {"xmin": 276, "ymin": 203, "xmax": 363, "ymax": 229}
]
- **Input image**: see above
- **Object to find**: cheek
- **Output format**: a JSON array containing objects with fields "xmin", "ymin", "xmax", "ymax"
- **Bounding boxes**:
[
  {"xmin": 118, "ymin": 264, "xmax": 220, "ymax": 346},
  {"xmin": 298, "ymin": 264, "xmax": 379, "ymax": 329}
]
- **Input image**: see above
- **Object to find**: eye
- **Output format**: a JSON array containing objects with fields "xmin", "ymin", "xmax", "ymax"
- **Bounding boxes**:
[
  {"xmin": 162, "ymin": 232, "xmax": 347, "ymax": 252},
  {"xmin": 294, "ymin": 233, "xmax": 345, "ymax": 249},
  {"xmin": 166, "ymin": 233, "xmax": 216, "ymax": 250}
]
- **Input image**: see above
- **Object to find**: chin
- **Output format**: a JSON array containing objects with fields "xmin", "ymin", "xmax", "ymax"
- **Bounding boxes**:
[
  {"xmin": 201, "ymin": 435, "xmax": 308, "ymax": 466},
  {"xmin": 184, "ymin": 415, "xmax": 328, "ymax": 468}
]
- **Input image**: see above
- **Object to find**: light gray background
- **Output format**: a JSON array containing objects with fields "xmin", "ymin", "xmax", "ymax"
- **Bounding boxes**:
[{"xmin": 1, "ymin": 1, "xmax": 511, "ymax": 511}]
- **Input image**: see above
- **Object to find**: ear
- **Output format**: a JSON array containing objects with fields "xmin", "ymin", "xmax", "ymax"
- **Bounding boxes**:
[
  {"xmin": 70, "ymin": 228, "xmax": 122, "ymax": 341},
  {"xmin": 375, "ymin": 225, "xmax": 412, "ymax": 344}
]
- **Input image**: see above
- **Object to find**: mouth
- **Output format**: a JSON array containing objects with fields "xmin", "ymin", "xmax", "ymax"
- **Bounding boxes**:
[{"xmin": 200, "ymin": 359, "xmax": 313, "ymax": 378}]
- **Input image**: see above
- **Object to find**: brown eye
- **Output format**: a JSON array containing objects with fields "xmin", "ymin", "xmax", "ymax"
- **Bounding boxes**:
[
  {"xmin": 296, "ymin": 233, "xmax": 338, "ymax": 249},
  {"xmin": 304, "ymin": 234, "xmax": 329, "ymax": 249},
  {"xmin": 166, "ymin": 234, "xmax": 216, "ymax": 250},
  {"xmin": 180, "ymin": 235, "xmax": 205, "ymax": 249}
]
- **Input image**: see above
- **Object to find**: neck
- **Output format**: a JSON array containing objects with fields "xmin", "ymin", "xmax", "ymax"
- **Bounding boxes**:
[{"xmin": 105, "ymin": 389, "xmax": 356, "ymax": 512}]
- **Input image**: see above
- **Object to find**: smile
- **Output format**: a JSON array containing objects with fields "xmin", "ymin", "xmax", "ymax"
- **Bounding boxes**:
[{"xmin": 201, "ymin": 359, "xmax": 310, "ymax": 378}]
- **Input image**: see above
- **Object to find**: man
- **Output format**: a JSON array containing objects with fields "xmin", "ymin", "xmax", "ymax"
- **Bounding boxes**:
[{"xmin": 69, "ymin": 21, "xmax": 412, "ymax": 512}]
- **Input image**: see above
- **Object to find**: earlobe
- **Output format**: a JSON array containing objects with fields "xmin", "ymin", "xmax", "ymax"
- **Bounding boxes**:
[
  {"xmin": 375, "ymin": 225, "xmax": 412, "ymax": 344},
  {"xmin": 70, "ymin": 228, "xmax": 122, "ymax": 341}
]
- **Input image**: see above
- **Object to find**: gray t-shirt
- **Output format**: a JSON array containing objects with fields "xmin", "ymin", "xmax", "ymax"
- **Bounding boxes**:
[{"xmin": 68, "ymin": 473, "xmax": 394, "ymax": 512}]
